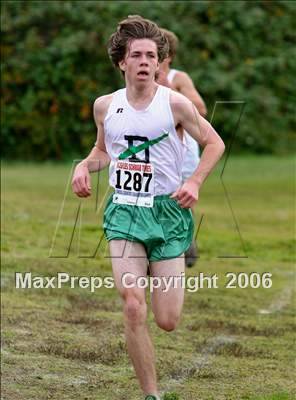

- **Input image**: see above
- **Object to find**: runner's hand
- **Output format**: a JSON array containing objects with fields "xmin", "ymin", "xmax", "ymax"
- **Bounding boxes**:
[
  {"xmin": 170, "ymin": 179, "xmax": 199, "ymax": 208},
  {"xmin": 72, "ymin": 163, "xmax": 91, "ymax": 197}
]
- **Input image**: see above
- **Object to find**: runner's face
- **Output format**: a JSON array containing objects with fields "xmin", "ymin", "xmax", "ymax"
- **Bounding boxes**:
[{"xmin": 120, "ymin": 39, "xmax": 159, "ymax": 84}]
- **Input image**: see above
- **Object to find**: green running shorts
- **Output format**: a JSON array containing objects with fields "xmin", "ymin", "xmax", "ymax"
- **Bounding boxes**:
[{"xmin": 103, "ymin": 194, "xmax": 194, "ymax": 262}]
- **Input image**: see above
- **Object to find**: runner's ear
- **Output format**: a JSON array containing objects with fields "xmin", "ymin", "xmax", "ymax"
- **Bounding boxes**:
[{"xmin": 119, "ymin": 59, "xmax": 126, "ymax": 72}]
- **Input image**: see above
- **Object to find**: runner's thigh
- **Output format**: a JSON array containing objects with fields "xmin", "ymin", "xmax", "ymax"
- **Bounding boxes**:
[{"xmin": 109, "ymin": 239, "xmax": 148, "ymax": 300}]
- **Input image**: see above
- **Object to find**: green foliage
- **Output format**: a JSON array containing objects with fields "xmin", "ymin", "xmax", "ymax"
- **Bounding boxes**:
[{"xmin": 1, "ymin": 1, "xmax": 295, "ymax": 160}]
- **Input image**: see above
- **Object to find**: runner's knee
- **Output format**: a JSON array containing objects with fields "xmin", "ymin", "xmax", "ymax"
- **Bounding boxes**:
[
  {"xmin": 154, "ymin": 312, "xmax": 180, "ymax": 332},
  {"xmin": 123, "ymin": 290, "xmax": 147, "ymax": 329}
]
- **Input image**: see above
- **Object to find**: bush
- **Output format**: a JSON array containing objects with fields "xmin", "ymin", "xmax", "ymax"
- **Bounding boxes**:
[{"xmin": 1, "ymin": 1, "xmax": 295, "ymax": 160}]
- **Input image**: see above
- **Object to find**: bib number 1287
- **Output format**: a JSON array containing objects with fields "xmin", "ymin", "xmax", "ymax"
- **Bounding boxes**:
[
  {"xmin": 113, "ymin": 161, "xmax": 154, "ymax": 207},
  {"xmin": 115, "ymin": 170, "xmax": 152, "ymax": 192}
]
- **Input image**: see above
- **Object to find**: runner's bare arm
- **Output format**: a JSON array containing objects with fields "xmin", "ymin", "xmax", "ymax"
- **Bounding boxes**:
[
  {"xmin": 170, "ymin": 91, "xmax": 225, "ymax": 208},
  {"xmin": 81, "ymin": 95, "xmax": 112, "ymax": 172},
  {"xmin": 174, "ymin": 71, "xmax": 207, "ymax": 117},
  {"xmin": 71, "ymin": 95, "xmax": 112, "ymax": 198}
]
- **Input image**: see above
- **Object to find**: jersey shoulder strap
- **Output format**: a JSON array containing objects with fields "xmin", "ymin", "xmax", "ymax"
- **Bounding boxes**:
[{"xmin": 167, "ymin": 69, "xmax": 178, "ymax": 84}]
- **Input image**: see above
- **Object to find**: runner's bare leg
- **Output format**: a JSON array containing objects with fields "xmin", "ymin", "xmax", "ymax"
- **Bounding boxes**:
[
  {"xmin": 150, "ymin": 255, "xmax": 185, "ymax": 331},
  {"xmin": 109, "ymin": 239, "xmax": 159, "ymax": 397}
]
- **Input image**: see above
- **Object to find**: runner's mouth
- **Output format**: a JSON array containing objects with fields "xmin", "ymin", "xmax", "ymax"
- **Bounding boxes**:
[{"xmin": 137, "ymin": 71, "xmax": 149, "ymax": 76}]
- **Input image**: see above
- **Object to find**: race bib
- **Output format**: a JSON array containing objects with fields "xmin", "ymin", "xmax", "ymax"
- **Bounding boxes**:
[{"xmin": 113, "ymin": 161, "xmax": 154, "ymax": 207}]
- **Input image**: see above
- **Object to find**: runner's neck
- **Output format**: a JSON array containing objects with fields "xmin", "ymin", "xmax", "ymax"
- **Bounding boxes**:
[
  {"xmin": 125, "ymin": 82, "xmax": 159, "ymax": 110},
  {"xmin": 161, "ymin": 64, "xmax": 170, "ymax": 75}
]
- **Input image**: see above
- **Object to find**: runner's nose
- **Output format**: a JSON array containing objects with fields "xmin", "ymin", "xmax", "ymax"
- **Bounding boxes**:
[{"xmin": 139, "ymin": 55, "xmax": 149, "ymax": 65}]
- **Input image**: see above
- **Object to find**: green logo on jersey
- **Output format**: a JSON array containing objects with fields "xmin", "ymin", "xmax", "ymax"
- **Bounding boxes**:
[{"xmin": 119, "ymin": 131, "xmax": 169, "ymax": 160}]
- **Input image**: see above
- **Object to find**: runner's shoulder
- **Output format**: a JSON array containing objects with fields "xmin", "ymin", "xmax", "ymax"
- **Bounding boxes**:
[
  {"xmin": 169, "ymin": 89, "xmax": 200, "ymax": 124},
  {"xmin": 94, "ymin": 93, "xmax": 114, "ymax": 121},
  {"xmin": 173, "ymin": 70, "xmax": 193, "ymax": 87},
  {"xmin": 169, "ymin": 88, "xmax": 192, "ymax": 113}
]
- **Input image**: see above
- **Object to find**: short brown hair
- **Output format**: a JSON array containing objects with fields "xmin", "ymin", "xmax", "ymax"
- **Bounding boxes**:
[
  {"xmin": 161, "ymin": 28, "xmax": 179, "ymax": 62},
  {"xmin": 107, "ymin": 15, "xmax": 169, "ymax": 68}
]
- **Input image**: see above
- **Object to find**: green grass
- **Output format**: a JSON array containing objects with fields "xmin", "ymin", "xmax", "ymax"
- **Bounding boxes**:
[
  {"xmin": 1, "ymin": 156, "xmax": 295, "ymax": 400},
  {"xmin": 247, "ymin": 393, "xmax": 291, "ymax": 400}
]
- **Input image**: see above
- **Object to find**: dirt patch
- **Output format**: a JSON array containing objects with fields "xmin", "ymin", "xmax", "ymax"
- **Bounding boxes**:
[
  {"xmin": 66, "ymin": 293, "xmax": 121, "ymax": 312},
  {"xmin": 186, "ymin": 319, "xmax": 288, "ymax": 337},
  {"xmin": 38, "ymin": 337, "xmax": 127, "ymax": 365}
]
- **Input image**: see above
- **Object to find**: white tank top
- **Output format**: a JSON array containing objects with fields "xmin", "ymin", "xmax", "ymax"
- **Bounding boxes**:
[
  {"xmin": 104, "ymin": 85, "xmax": 185, "ymax": 196},
  {"xmin": 166, "ymin": 68, "xmax": 200, "ymax": 178},
  {"xmin": 167, "ymin": 68, "xmax": 178, "ymax": 84}
]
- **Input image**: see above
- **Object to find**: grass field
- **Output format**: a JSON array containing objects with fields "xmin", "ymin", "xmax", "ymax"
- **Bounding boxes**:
[{"xmin": 1, "ymin": 156, "xmax": 295, "ymax": 400}]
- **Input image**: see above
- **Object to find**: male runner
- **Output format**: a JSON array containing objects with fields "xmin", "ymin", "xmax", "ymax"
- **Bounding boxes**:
[
  {"xmin": 72, "ymin": 16, "xmax": 224, "ymax": 400},
  {"xmin": 157, "ymin": 28, "xmax": 208, "ymax": 268}
]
